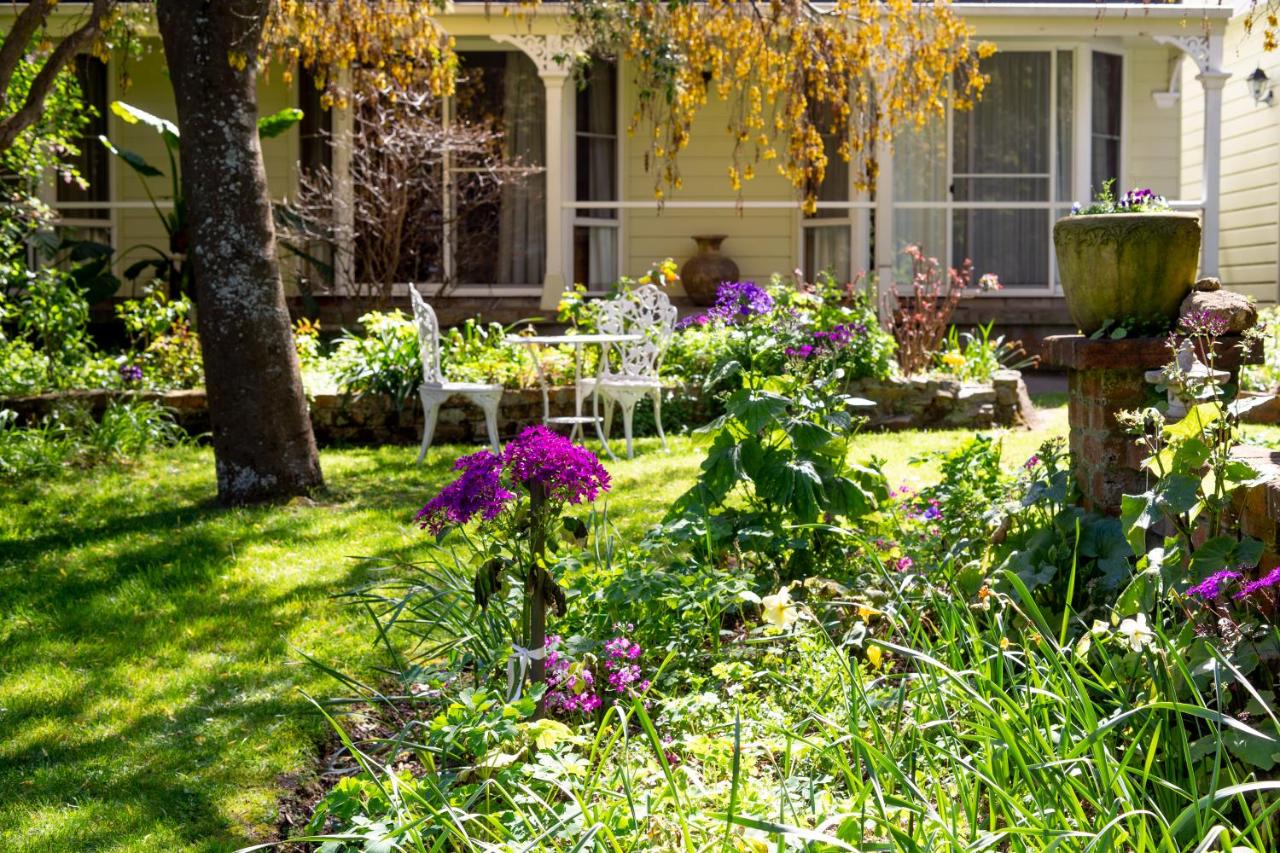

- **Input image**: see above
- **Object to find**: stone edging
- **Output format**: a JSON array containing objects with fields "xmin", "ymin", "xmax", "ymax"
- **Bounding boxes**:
[{"xmin": 0, "ymin": 371, "xmax": 1035, "ymax": 446}]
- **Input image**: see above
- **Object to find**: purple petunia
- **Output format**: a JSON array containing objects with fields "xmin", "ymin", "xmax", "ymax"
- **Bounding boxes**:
[
  {"xmin": 1186, "ymin": 570, "xmax": 1243, "ymax": 601},
  {"xmin": 503, "ymin": 425, "xmax": 611, "ymax": 505},
  {"xmin": 415, "ymin": 450, "xmax": 516, "ymax": 535},
  {"xmin": 710, "ymin": 281, "xmax": 774, "ymax": 322}
]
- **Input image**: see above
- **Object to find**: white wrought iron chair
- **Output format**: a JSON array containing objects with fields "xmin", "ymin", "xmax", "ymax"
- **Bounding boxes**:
[
  {"xmin": 579, "ymin": 285, "xmax": 678, "ymax": 459},
  {"xmin": 409, "ymin": 285, "xmax": 503, "ymax": 462}
]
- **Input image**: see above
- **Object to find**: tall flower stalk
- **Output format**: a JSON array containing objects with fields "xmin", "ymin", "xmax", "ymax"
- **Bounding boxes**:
[{"xmin": 416, "ymin": 426, "xmax": 610, "ymax": 704}]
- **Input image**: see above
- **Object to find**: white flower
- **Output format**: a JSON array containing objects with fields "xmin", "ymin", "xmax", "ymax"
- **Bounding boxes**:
[
  {"xmin": 761, "ymin": 587, "xmax": 798, "ymax": 630},
  {"xmin": 1117, "ymin": 613, "xmax": 1155, "ymax": 653}
]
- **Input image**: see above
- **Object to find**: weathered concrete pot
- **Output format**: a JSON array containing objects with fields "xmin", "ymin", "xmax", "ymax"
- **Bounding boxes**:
[{"xmin": 1052, "ymin": 213, "xmax": 1201, "ymax": 334}]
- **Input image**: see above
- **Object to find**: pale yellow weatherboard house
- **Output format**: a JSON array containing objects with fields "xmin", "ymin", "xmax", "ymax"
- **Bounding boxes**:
[{"xmin": 23, "ymin": 2, "xmax": 1257, "ymax": 336}]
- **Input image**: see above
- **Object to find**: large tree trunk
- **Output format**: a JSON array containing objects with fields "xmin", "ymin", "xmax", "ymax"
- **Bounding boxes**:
[{"xmin": 156, "ymin": 0, "xmax": 323, "ymax": 503}]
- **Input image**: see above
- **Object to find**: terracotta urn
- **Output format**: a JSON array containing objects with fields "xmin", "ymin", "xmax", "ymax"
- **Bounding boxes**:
[
  {"xmin": 1052, "ymin": 213, "xmax": 1201, "ymax": 335},
  {"xmin": 680, "ymin": 234, "xmax": 739, "ymax": 306}
]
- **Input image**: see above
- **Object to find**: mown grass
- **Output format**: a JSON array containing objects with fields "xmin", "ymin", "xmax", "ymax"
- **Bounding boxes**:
[{"xmin": 0, "ymin": 397, "xmax": 1066, "ymax": 852}]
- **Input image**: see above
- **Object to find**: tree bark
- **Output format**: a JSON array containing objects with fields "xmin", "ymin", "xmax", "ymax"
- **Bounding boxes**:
[{"xmin": 156, "ymin": 0, "xmax": 323, "ymax": 503}]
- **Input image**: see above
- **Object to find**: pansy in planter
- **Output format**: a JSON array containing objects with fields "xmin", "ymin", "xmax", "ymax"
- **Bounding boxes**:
[{"xmin": 415, "ymin": 425, "xmax": 611, "ymax": 701}]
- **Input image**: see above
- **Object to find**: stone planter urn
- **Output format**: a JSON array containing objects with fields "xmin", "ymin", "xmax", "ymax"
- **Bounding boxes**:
[
  {"xmin": 680, "ymin": 234, "xmax": 739, "ymax": 306},
  {"xmin": 1052, "ymin": 212, "xmax": 1201, "ymax": 335}
]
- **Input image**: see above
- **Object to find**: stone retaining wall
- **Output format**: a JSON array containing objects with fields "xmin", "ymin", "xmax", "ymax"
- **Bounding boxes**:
[{"xmin": 1, "ymin": 371, "xmax": 1035, "ymax": 446}]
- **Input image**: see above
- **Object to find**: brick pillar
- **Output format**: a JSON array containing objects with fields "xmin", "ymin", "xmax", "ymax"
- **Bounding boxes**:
[
  {"xmin": 1065, "ymin": 367, "xmax": 1152, "ymax": 513},
  {"xmin": 1044, "ymin": 335, "xmax": 1261, "ymax": 515}
]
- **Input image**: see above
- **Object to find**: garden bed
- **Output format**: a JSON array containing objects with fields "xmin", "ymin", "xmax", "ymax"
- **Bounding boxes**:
[{"xmin": 1, "ymin": 372, "xmax": 1034, "ymax": 446}]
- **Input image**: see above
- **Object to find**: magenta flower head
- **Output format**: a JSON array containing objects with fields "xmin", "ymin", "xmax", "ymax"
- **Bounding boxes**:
[
  {"xmin": 1186, "ymin": 570, "xmax": 1242, "ymax": 601},
  {"xmin": 1234, "ymin": 566, "xmax": 1280, "ymax": 601},
  {"xmin": 503, "ymin": 425, "xmax": 611, "ymax": 504},
  {"xmin": 415, "ymin": 450, "xmax": 516, "ymax": 535}
]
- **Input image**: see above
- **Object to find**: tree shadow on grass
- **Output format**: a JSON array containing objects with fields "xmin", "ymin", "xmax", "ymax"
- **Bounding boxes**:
[{"xmin": 0, "ymin": 453, "xmax": 426, "ymax": 851}]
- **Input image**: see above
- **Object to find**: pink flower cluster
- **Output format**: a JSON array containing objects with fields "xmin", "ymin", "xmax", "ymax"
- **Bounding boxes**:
[
  {"xmin": 544, "ymin": 629, "xmax": 650, "ymax": 717},
  {"xmin": 545, "ymin": 636, "xmax": 601, "ymax": 715}
]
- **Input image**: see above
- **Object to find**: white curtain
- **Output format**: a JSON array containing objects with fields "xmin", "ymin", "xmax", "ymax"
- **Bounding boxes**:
[
  {"xmin": 892, "ymin": 116, "xmax": 949, "ymax": 281},
  {"xmin": 950, "ymin": 51, "xmax": 1051, "ymax": 287},
  {"xmin": 497, "ymin": 52, "xmax": 546, "ymax": 285}
]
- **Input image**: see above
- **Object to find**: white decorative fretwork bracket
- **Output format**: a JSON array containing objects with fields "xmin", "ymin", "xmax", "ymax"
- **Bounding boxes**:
[
  {"xmin": 490, "ymin": 33, "xmax": 587, "ymax": 78},
  {"xmin": 1153, "ymin": 34, "xmax": 1227, "ymax": 81}
]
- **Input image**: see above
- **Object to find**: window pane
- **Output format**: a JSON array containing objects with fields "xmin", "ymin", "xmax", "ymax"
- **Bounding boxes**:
[
  {"xmin": 298, "ymin": 67, "xmax": 333, "ymax": 175},
  {"xmin": 575, "ymin": 59, "xmax": 617, "ymax": 220},
  {"xmin": 893, "ymin": 209, "xmax": 948, "ymax": 275},
  {"xmin": 894, "ymin": 120, "xmax": 948, "ymax": 202},
  {"xmin": 57, "ymin": 56, "xmax": 109, "ymax": 221},
  {"xmin": 953, "ymin": 208, "xmax": 1049, "ymax": 288},
  {"xmin": 453, "ymin": 51, "xmax": 546, "ymax": 285},
  {"xmin": 804, "ymin": 102, "xmax": 849, "ymax": 218},
  {"xmin": 953, "ymin": 51, "xmax": 1050, "ymax": 180},
  {"xmin": 952, "ymin": 176, "xmax": 1048, "ymax": 202},
  {"xmin": 576, "ymin": 61, "xmax": 616, "ymax": 136},
  {"xmin": 1056, "ymin": 50, "xmax": 1074, "ymax": 201},
  {"xmin": 804, "ymin": 225, "xmax": 851, "ymax": 283},
  {"xmin": 573, "ymin": 225, "xmax": 617, "ymax": 287},
  {"xmin": 1091, "ymin": 51, "xmax": 1122, "ymax": 192}
]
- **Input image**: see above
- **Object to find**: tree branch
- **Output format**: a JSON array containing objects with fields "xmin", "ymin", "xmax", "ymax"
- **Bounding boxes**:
[
  {"xmin": 0, "ymin": 0, "xmax": 111, "ymax": 155},
  {"xmin": 0, "ymin": 0, "xmax": 59, "ymax": 101}
]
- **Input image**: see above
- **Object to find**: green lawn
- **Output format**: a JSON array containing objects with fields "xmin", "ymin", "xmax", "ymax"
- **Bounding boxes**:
[{"xmin": 0, "ymin": 401, "xmax": 1067, "ymax": 852}]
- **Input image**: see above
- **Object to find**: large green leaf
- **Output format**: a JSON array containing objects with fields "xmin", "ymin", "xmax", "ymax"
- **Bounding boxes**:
[
  {"xmin": 725, "ymin": 389, "xmax": 791, "ymax": 434},
  {"xmin": 1163, "ymin": 401, "xmax": 1221, "ymax": 441},
  {"xmin": 99, "ymin": 136, "xmax": 163, "ymax": 178},
  {"xmin": 110, "ymin": 101, "xmax": 180, "ymax": 147},
  {"xmin": 258, "ymin": 107, "xmax": 304, "ymax": 139}
]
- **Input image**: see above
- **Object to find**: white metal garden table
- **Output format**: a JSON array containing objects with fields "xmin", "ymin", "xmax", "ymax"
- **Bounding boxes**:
[{"xmin": 504, "ymin": 332, "xmax": 642, "ymax": 461}]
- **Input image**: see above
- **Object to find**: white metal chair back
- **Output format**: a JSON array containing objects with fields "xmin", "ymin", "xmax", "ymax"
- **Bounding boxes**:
[
  {"xmin": 596, "ymin": 285, "xmax": 678, "ymax": 379},
  {"xmin": 409, "ymin": 284, "xmax": 445, "ymax": 385}
]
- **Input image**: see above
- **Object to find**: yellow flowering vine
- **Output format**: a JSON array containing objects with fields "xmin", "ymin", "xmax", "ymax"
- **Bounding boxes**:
[{"xmin": 567, "ymin": 0, "xmax": 994, "ymax": 208}]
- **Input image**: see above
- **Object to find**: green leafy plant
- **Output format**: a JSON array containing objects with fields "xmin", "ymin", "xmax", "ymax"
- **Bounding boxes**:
[
  {"xmin": 664, "ymin": 366, "xmax": 888, "ymax": 579},
  {"xmin": 328, "ymin": 310, "xmax": 422, "ymax": 409},
  {"xmin": 0, "ymin": 400, "xmax": 186, "ymax": 478},
  {"xmin": 935, "ymin": 320, "xmax": 1037, "ymax": 381}
]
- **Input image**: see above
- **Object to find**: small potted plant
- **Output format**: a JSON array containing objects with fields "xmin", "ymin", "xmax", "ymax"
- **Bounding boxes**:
[{"xmin": 1053, "ymin": 183, "xmax": 1201, "ymax": 335}]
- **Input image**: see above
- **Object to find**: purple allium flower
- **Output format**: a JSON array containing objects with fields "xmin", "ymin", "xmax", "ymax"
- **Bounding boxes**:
[
  {"xmin": 503, "ymin": 425, "xmax": 611, "ymax": 504},
  {"xmin": 1234, "ymin": 566, "xmax": 1280, "ymax": 601},
  {"xmin": 1187, "ymin": 570, "xmax": 1243, "ymax": 600},
  {"xmin": 119, "ymin": 364, "xmax": 143, "ymax": 384},
  {"xmin": 710, "ymin": 281, "xmax": 774, "ymax": 322},
  {"xmin": 415, "ymin": 450, "xmax": 516, "ymax": 535}
]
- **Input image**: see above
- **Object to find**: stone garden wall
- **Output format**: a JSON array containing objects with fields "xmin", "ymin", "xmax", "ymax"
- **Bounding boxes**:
[{"xmin": 0, "ymin": 371, "xmax": 1035, "ymax": 446}]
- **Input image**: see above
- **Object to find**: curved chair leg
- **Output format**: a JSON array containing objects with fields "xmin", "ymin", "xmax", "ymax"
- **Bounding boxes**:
[
  {"xmin": 602, "ymin": 396, "xmax": 615, "ymax": 440},
  {"xmin": 651, "ymin": 387, "xmax": 669, "ymax": 452},
  {"xmin": 417, "ymin": 392, "xmax": 441, "ymax": 464},
  {"xmin": 621, "ymin": 399, "xmax": 637, "ymax": 460},
  {"xmin": 479, "ymin": 395, "xmax": 501, "ymax": 454}
]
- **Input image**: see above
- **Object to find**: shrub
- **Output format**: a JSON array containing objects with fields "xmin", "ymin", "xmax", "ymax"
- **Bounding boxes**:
[
  {"xmin": 0, "ymin": 400, "xmax": 186, "ymax": 478},
  {"xmin": 329, "ymin": 309, "xmax": 422, "ymax": 409}
]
